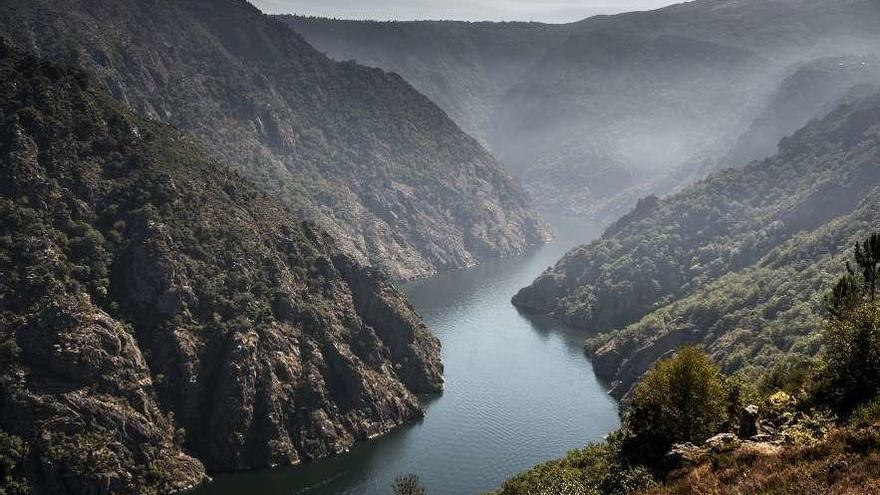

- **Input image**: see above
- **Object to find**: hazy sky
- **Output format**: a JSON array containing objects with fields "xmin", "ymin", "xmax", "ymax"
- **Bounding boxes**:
[{"xmin": 251, "ymin": 0, "xmax": 681, "ymax": 23}]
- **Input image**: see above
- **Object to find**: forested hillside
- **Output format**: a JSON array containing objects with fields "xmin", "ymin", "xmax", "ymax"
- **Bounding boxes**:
[
  {"xmin": 514, "ymin": 89, "xmax": 880, "ymax": 396},
  {"xmin": 289, "ymin": 0, "xmax": 880, "ymax": 221},
  {"xmin": 0, "ymin": 45, "xmax": 443, "ymax": 494},
  {"xmin": 280, "ymin": 17, "xmax": 573, "ymax": 147},
  {"xmin": 725, "ymin": 55, "xmax": 880, "ymax": 166},
  {"xmin": 0, "ymin": 0, "xmax": 548, "ymax": 280},
  {"xmin": 500, "ymin": 233, "xmax": 880, "ymax": 494}
]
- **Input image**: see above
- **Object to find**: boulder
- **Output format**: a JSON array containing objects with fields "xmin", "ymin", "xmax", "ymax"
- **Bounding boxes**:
[
  {"xmin": 705, "ymin": 432, "xmax": 741, "ymax": 453},
  {"xmin": 739, "ymin": 404, "xmax": 760, "ymax": 438}
]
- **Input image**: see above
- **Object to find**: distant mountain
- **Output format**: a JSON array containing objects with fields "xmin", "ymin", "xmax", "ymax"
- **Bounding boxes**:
[
  {"xmin": 280, "ymin": 17, "xmax": 573, "ymax": 147},
  {"xmin": 726, "ymin": 55, "xmax": 880, "ymax": 166},
  {"xmin": 0, "ymin": 0, "xmax": 548, "ymax": 281},
  {"xmin": 0, "ymin": 44, "xmax": 443, "ymax": 494},
  {"xmin": 513, "ymin": 89, "xmax": 880, "ymax": 396},
  {"xmin": 287, "ymin": 0, "xmax": 880, "ymax": 221}
]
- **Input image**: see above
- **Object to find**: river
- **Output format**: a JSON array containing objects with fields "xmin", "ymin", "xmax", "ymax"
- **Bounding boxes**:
[{"xmin": 191, "ymin": 216, "xmax": 620, "ymax": 494}]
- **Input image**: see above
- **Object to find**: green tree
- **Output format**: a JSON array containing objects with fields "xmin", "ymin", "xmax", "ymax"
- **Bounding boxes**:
[
  {"xmin": 814, "ymin": 232, "xmax": 880, "ymax": 415},
  {"xmin": 828, "ymin": 233, "xmax": 880, "ymax": 318},
  {"xmin": 854, "ymin": 233, "xmax": 880, "ymax": 301},
  {"xmin": 392, "ymin": 474, "xmax": 426, "ymax": 495},
  {"xmin": 621, "ymin": 346, "xmax": 728, "ymax": 467},
  {"xmin": 825, "ymin": 262, "xmax": 862, "ymax": 320},
  {"xmin": 0, "ymin": 432, "xmax": 28, "ymax": 495},
  {"xmin": 816, "ymin": 304, "xmax": 880, "ymax": 415}
]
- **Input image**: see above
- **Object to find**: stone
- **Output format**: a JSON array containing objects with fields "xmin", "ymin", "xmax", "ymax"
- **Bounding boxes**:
[
  {"xmin": 705, "ymin": 432, "xmax": 742, "ymax": 453},
  {"xmin": 739, "ymin": 404, "xmax": 760, "ymax": 438}
]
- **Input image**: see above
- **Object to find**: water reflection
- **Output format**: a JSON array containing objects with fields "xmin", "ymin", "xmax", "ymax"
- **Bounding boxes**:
[{"xmin": 191, "ymin": 216, "xmax": 619, "ymax": 495}]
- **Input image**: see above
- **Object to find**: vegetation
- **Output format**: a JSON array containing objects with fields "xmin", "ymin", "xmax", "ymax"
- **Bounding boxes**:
[
  {"xmin": 516, "ymin": 82, "xmax": 880, "ymax": 397},
  {"xmin": 288, "ymin": 3, "xmax": 880, "ymax": 219},
  {"xmin": 646, "ymin": 426, "xmax": 880, "ymax": 495},
  {"xmin": 493, "ymin": 444, "xmax": 655, "ymax": 495},
  {"xmin": 621, "ymin": 347, "xmax": 729, "ymax": 467},
  {"xmin": 500, "ymin": 232, "xmax": 880, "ymax": 495},
  {"xmin": 815, "ymin": 234, "xmax": 880, "ymax": 416},
  {"xmin": 0, "ymin": 43, "xmax": 442, "ymax": 494},
  {"xmin": 392, "ymin": 475, "xmax": 427, "ymax": 495},
  {"xmin": 0, "ymin": 0, "xmax": 547, "ymax": 280},
  {"xmin": 281, "ymin": 16, "xmax": 572, "ymax": 147},
  {"xmin": 0, "ymin": 433, "xmax": 28, "ymax": 495}
]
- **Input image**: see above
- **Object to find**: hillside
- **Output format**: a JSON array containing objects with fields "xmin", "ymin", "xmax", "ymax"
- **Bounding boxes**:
[
  {"xmin": 288, "ymin": 0, "xmax": 880, "ymax": 221},
  {"xmin": 0, "ymin": 0, "xmax": 548, "ymax": 281},
  {"xmin": 279, "ymin": 17, "xmax": 573, "ymax": 147},
  {"xmin": 514, "ymin": 89, "xmax": 880, "ymax": 397},
  {"xmin": 726, "ymin": 55, "xmax": 880, "ymax": 166},
  {"xmin": 0, "ymin": 45, "xmax": 443, "ymax": 494}
]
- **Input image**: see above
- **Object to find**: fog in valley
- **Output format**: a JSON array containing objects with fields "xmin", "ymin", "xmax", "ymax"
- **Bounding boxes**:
[
  {"xmin": 288, "ymin": 0, "xmax": 880, "ymax": 221},
  {"xmin": 252, "ymin": 0, "xmax": 679, "ymax": 23},
  {"xmin": 5, "ymin": 1, "xmax": 880, "ymax": 495}
]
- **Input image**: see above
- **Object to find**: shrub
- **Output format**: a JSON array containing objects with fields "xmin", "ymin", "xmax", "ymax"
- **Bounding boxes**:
[
  {"xmin": 849, "ymin": 397, "xmax": 880, "ymax": 427},
  {"xmin": 492, "ymin": 443, "xmax": 654, "ymax": 495},
  {"xmin": 392, "ymin": 474, "xmax": 426, "ymax": 495},
  {"xmin": 0, "ymin": 432, "xmax": 28, "ymax": 495},
  {"xmin": 815, "ymin": 304, "xmax": 880, "ymax": 415},
  {"xmin": 621, "ymin": 346, "xmax": 729, "ymax": 467}
]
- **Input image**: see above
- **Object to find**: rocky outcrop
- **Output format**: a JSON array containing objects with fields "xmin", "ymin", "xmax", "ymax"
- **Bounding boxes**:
[
  {"xmin": 4, "ymin": 299, "xmax": 208, "ymax": 495},
  {"xmin": 594, "ymin": 328, "xmax": 701, "ymax": 398},
  {"xmin": 0, "ymin": 0, "xmax": 548, "ymax": 281},
  {"xmin": 664, "ymin": 396, "xmax": 830, "ymax": 479},
  {"xmin": 0, "ymin": 46, "xmax": 442, "ymax": 494}
]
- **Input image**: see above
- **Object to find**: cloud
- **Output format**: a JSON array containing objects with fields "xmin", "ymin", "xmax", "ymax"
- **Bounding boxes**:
[{"xmin": 250, "ymin": 0, "xmax": 679, "ymax": 23}]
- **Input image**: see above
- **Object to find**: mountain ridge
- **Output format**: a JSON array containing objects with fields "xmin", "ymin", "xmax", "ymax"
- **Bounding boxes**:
[
  {"xmin": 0, "ymin": 0, "xmax": 549, "ymax": 281},
  {"xmin": 286, "ymin": 0, "xmax": 880, "ymax": 222},
  {"xmin": 0, "ymin": 43, "xmax": 443, "ymax": 494},
  {"xmin": 514, "ymin": 88, "xmax": 880, "ymax": 396}
]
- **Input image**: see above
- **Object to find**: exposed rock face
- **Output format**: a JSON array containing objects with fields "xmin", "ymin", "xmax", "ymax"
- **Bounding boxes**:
[
  {"xmin": 0, "ymin": 46, "xmax": 442, "ymax": 494},
  {"xmin": 6, "ymin": 300, "xmax": 208, "ymax": 494},
  {"xmin": 739, "ymin": 405, "xmax": 760, "ymax": 439},
  {"xmin": 0, "ymin": 0, "xmax": 548, "ymax": 281}
]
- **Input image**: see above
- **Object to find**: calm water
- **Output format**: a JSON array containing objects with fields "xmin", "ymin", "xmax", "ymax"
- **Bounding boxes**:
[{"xmin": 192, "ymin": 216, "xmax": 619, "ymax": 495}]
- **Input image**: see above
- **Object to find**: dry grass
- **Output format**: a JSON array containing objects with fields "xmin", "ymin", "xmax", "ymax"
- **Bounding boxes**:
[{"xmin": 646, "ymin": 427, "xmax": 880, "ymax": 495}]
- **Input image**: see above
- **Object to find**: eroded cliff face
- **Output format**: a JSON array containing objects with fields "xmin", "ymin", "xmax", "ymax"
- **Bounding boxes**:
[
  {"xmin": 0, "ymin": 0, "xmax": 548, "ymax": 281},
  {"xmin": 0, "ymin": 46, "xmax": 442, "ymax": 494}
]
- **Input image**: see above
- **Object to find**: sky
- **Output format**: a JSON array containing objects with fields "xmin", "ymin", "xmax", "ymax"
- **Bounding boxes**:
[{"xmin": 250, "ymin": 0, "xmax": 681, "ymax": 24}]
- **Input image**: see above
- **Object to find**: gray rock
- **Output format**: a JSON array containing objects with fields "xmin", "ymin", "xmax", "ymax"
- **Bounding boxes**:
[
  {"xmin": 705, "ymin": 432, "xmax": 741, "ymax": 453},
  {"xmin": 739, "ymin": 404, "xmax": 760, "ymax": 438}
]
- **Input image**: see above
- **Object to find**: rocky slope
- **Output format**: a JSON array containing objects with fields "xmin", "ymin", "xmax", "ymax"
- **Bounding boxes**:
[
  {"xmin": 649, "ymin": 425, "xmax": 880, "ymax": 495},
  {"xmin": 0, "ymin": 0, "xmax": 548, "ymax": 281},
  {"xmin": 288, "ymin": 1, "xmax": 880, "ymax": 221},
  {"xmin": 514, "ymin": 89, "xmax": 880, "ymax": 396},
  {"xmin": 0, "ymin": 45, "xmax": 442, "ymax": 494}
]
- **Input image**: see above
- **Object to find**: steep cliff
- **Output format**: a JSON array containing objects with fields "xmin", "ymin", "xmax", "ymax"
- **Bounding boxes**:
[
  {"xmin": 0, "ymin": 0, "xmax": 548, "ymax": 280},
  {"xmin": 0, "ymin": 45, "xmax": 442, "ymax": 494}
]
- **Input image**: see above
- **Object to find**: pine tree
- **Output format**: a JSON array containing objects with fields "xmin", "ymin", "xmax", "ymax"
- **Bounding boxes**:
[{"xmin": 854, "ymin": 233, "xmax": 880, "ymax": 301}]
